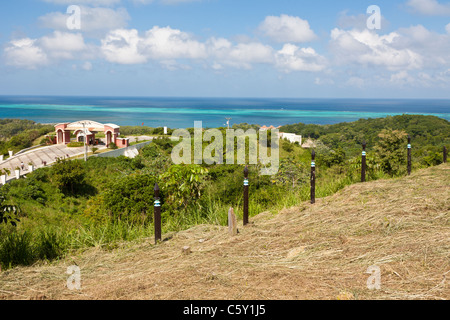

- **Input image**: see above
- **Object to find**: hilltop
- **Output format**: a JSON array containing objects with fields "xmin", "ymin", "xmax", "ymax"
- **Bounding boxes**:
[{"xmin": 0, "ymin": 164, "xmax": 448, "ymax": 300}]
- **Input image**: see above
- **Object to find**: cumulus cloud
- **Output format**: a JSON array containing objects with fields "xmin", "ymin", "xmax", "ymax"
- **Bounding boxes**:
[
  {"xmin": 275, "ymin": 44, "xmax": 326, "ymax": 73},
  {"xmin": 328, "ymin": 24, "xmax": 450, "ymax": 89},
  {"xmin": 259, "ymin": 14, "xmax": 317, "ymax": 43},
  {"xmin": 406, "ymin": 0, "xmax": 450, "ymax": 16},
  {"xmin": 208, "ymin": 37, "xmax": 274, "ymax": 69},
  {"xmin": 100, "ymin": 28, "xmax": 276, "ymax": 70},
  {"xmin": 445, "ymin": 22, "xmax": 450, "ymax": 33},
  {"xmin": 100, "ymin": 26, "xmax": 207, "ymax": 65},
  {"xmin": 141, "ymin": 26, "xmax": 207, "ymax": 60},
  {"xmin": 4, "ymin": 38, "xmax": 49, "ymax": 69},
  {"xmin": 393, "ymin": 25, "xmax": 450, "ymax": 68},
  {"xmin": 4, "ymin": 31, "xmax": 95, "ymax": 68},
  {"xmin": 40, "ymin": 31, "xmax": 86, "ymax": 59},
  {"xmin": 101, "ymin": 29, "xmax": 147, "ymax": 64},
  {"xmin": 330, "ymin": 28, "xmax": 423, "ymax": 70}
]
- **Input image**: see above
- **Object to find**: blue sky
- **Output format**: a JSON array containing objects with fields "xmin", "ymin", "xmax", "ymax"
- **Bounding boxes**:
[{"xmin": 1, "ymin": 0, "xmax": 450, "ymax": 98}]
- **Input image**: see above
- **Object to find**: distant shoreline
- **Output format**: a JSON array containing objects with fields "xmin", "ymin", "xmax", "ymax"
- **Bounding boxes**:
[{"xmin": 1, "ymin": 96, "xmax": 449, "ymax": 128}]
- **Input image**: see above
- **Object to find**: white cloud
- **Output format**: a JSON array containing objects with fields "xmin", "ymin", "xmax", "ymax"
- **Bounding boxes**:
[
  {"xmin": 406, "ymin": 0, "xmax": 450, "ymax": 16},
  {"xmin": 101, "ymin": 26, "xmax": 207, "ymax": 65},
  {"xmin": 101, "ymin": 29, "xmax": 147, "ymax": 64},
  {"xmin": 259, "ymin": 14, "xmax": 317, "ymax": 43},
  {"xmin": 100, "ymin": 28, "xmax": 275, "ymax": 70},
  {"xmin": 445, "ymin": 22, "xmax": 450, "ymax": 33},
  {"xmin": 4, "ymin": 31, "xmax": 95, "ymax": 69},
  {"xmin": 39, "ymin": 6, "xmax": 130, "ymax": 36},
  {"xmin": 207, "ymin": 37, "xmax": 274, "ymax": 69},
  {"xmin": 4, "ymin": 38, "xmax": 48, "ymax": 69},
  {"xmin": 330, "ymin": 28, "xmax": 423, "ymax": 70},
  {"xmin": 394, "ymin": 25, "xmax": 450, "ymax": 68},
  {"xmin": 390, "ymin": 70, "xmax": 415, "ymax": 84},
  {"xmin": 141, "ymin": 26, "xmax": 207, "ymax": 60},
  {"xmin": 82, "ymin": 61, "xmax": 93, "ymax": 71},
  {"xmin": 328, "ymin": 24, "xmax": 450, "ymax": 89},
  {"xmin": 39, "ymin": 31, "xmax": 86, "ymax": 59},
  {"xmin": 275, "ymin": 44, "xmax": 326, "ymax": 73}
]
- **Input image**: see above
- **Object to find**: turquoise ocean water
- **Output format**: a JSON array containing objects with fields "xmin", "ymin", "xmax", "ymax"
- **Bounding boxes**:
[{"xmin": 0, "ymin": 96, "xmax": 448, "ymax": 128}]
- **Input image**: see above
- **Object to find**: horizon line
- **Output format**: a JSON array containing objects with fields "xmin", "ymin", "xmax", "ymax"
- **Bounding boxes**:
[{"xmin": 1, "ymin": 94, "xmax": 450, "ymax": 101}]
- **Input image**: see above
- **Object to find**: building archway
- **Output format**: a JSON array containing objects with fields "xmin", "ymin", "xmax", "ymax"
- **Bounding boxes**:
[
  {"xmin": 57, "ymin": 129, "xmax": 64, "ymax": 144},
  {"xmin": 106, "ymin": 131, "xmax": 112, "ymax": 146},
  {"xmin": 54, "ymin": 120, "xmax": 128, "ymax": 148}
]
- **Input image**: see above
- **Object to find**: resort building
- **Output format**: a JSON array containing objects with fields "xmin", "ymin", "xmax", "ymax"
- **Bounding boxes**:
[
  {"xmin": 54, "ymin": 120, "xmax": 129, "ymax": 148},
  {"xmin": 259, "ymin": 125, "xmax": 302, "ymax": 145},
  {"xmin": 279, "ymin": 132, "xmax": 302, "ymax": 145}
]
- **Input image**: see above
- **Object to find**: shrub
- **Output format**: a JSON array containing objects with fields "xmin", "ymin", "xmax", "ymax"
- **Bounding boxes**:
[
  {"xmin": 108, "ymin": 142, "xmax": 118, "ymax": 149},
  {"xmin": 152, "ymin": 137, "xmax": 173, "ymax": 151},
  {"xmin": 102, "ymin": 174, "xmax": 157, "ymax": 224},
  {"xmin": 160, "ymin": 165, "xmax": 208, "ymax": 213},
  {"xmin": 36, "ymin": 230, "xmax": 66, "ymax": 261},
  {"xmin": 374, "ymin": 129, "xmax": 408, "ymax": 176},
  {"xmin": 0, "ymin": 231, "xmax": 34, "ymax": 269},
  {"xmin": 51, "ymin": 159, "xmax": 86, "ymax": 194},
  {"xmin": 67, "ymin": 141, "xmax": 84, "ymax": 148},
  {"xmin": 141, "ymin": 144, "xmax": 160, "ymax": 158}
]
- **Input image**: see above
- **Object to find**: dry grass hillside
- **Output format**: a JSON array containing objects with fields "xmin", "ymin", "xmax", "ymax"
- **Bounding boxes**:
[{"xmin": 1, "ymin": 164, "xmax": 449, "ymax": 300}]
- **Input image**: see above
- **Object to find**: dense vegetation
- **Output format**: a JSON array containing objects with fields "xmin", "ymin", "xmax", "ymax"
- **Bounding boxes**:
[
  {"xmin": 280, "ymin": 115, "xmax": 450, "ymax": 167},
  {"xmin": 0, "ymin": 119, "xmax": 54, "ymax": 156},
  {"xmin": 0, "ymin": 115, "xmax": 448, "ymax": 270}
]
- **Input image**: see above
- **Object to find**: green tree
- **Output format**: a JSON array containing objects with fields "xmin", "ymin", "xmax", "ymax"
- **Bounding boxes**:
[
  {"xmin": 160, "ymin": 165, "xmax": 208, "ymax": 212},
  {"xmin": 102, "ymin": 174, "xmax": 156, "ymax": 224},
  {"xmin": 320, "ymin": 147, "xmax": 346, "ymax": 168},
  {"xmin": 51, "ymin": 159, "xmax": 86, "ymax": 194},
  {"xmin": 275, "ymin": 157, "xmax": 308, "ymax": 188},
  {"xmin": 374, "ymin": 129, "xmax": 408, "ymax": 176}
]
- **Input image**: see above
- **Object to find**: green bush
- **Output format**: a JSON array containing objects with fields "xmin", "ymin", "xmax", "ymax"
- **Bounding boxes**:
[
  {"xmin": 51, "ymin": 159, "xmax": 87, "ymax": 194},
  {"xmin": 36, "ymin": 230, "xmax": 66, "ymax": 261},
  {"xmin": 102, "ymin": 174, "xmax": 157, "ymax": 224},
  {"xmin": 108, "ymin": 142, "xmax": 118, "ymax": 149},
  {"xmin": 152, "ymin": 137, "xmax": 174, "ymax": 151},
  {"xmin": 141, "ymin": 144, "xmax": 160, "ymax": 158},
  {"xmin": 67, "ymin": 141, "xmax": 84, "ymax": 148},
  {"xmin": 0, "ymin": 231, "xmax": 34, "ymax": 269},
  {"xmin": 374, "ymin": 129, "xmax": 408, "ymax": 176}
]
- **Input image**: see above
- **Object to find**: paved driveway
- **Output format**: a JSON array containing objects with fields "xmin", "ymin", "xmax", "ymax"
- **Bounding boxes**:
[{"xmin": 1, "ymin": 143, "xmax": 107, "ymax": 183}]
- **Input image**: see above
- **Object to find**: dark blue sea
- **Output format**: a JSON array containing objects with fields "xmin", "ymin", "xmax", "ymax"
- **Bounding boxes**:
[{"xmin": 0, "ymin": 96, "xmax": 448, "ymax": 128}]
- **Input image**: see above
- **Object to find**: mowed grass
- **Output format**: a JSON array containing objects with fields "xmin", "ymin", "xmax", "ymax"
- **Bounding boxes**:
[{"xmin": 0, "ymin": 163, "xmax": 448, "ymax": 300}]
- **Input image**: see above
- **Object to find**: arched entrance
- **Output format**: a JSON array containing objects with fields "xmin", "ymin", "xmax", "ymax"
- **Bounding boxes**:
[
  {"xmin": 106, "ymin": 131, "xmax": 112, "ymax": 146},
  {"xmin": 54, "ymin": 120, "xmax": 127, "ymax": 148},
  {"xmin": 57, "ymin": 129, "xmax": 63, "ymax": 144}
]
